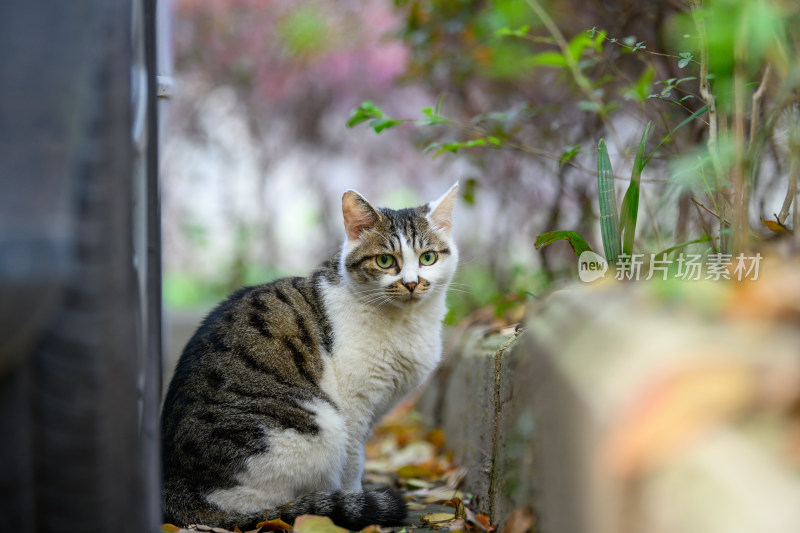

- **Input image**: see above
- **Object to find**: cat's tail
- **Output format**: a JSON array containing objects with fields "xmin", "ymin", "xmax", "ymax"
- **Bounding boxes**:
[
  {"xmin": 270, "ymin": 487, "xmax": 408, "ymax": 531},
  {"xmin": 167, "ymin": 487, "xmax": 408, "ymax": 531}
]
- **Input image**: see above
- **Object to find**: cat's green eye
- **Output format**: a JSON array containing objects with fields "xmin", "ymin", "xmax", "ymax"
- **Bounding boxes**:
[
  {"xmin": 419, "ymin": 251, "xmax": 437, "ymax": 266},
  {"xmin": 376, "ymin": 254, "xmax": 395, "ymax": 269}
]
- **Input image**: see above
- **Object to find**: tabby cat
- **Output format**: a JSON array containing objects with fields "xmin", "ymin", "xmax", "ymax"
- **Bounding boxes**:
[{"xmin": 161, "ymin": 184, "xmax": 459, "ymax": 530}]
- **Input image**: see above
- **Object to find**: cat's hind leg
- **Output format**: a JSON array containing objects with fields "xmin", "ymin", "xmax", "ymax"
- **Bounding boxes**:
[{"xmin": 206, "ymin": 397, "xmax": 350, "ymax": 513}]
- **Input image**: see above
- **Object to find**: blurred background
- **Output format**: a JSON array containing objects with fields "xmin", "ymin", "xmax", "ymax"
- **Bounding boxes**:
[
  {"xmin": 162, "ymin": 0, "xmax": 545, "ymax": 331},
  {"xmin": 1, "ymin": 1, "xmax": 797, "ymax": 531},
  {"xmin": 162, "ymin": 0, "xmax": 800, "ymax": 359},
  {"xmin": 159, "ymin": 4, "xmax": 800, "ymax": 528}
]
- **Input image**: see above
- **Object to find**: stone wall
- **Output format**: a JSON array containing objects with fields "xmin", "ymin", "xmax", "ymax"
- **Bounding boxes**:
[{"xmin": 418, "ymin": 263, "xmax": 800, "ymax": 533}]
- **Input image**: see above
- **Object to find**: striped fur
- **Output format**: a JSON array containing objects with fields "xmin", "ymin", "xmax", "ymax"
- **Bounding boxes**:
[{"xmin": 161, "ymin": 185, "xmax": 458, "ymax": 530}]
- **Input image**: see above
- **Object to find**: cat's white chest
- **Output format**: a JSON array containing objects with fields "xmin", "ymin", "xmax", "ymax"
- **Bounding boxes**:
[{"xmin": 319, "ymin": 282, "xmax": 445, "ymax": 431}]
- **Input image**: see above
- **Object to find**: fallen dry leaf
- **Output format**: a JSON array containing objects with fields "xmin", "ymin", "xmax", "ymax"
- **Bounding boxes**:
[
  {"xmin": 255, "ymin": 516, "xmax": 292, "ymax": 532},
  {"xmin": 161, "ymin": 526, "xmax": 181, "ymax": 533},
  {"xmin": 501, "ymin": 508, "xmax": 534, "ymax": 533},
  {"xmin": 427, "ymin": 428, "xmax": 447, "ymax": 450},
  {"xmin": 358, "ymin": 525, "xmax": 387, "ymax": 533},
  {"xmin": 404, "ymin": 478, "xmax": 434, "ymax": 489},
  {"xmin": 463, "ymin": 505, "xmax": 493, "ymax": 533},
  {"xmin": 442, "ymin": 497, "xmax": 467, "ymax": 519},
  {"xmin": 445, "ymin": 518, "xmax": 472, "ymax": 531},
  {"xmin": 761, "ymin": 218, "xmax": 789, "ymax": 233},
  {"xmin": 421, "ymin": 511, "xmax": 457, "ymax": 527},
  {"xmin": 396, "ymin": 464, "xmax": 435, "ymax": 479},
  {"xmin": 474, "ymin": 514, "xmax": 493, "ymax": 532},
  {"xmin": 293, "ymin": 515, "xmax": 349, "ymax": 533},
  {"xmin": 423, "ymin": 488, "xmax": 465, "ymax": 503}
]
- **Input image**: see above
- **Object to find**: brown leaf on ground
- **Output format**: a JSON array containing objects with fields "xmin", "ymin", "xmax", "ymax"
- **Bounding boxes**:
[
  {"xmin": 473, "ymin": 514, "xmax": 493, "ymax": 532},
  {"xmin": 396, "ymin": 464, "xmax": 435, "ymax": 479},
  {"xmin": 444, "ymin": 518, "xmax": 472, "ymax": 531},
  {"xmin": 441, "ymin": 497, "xmax": 462, "ymax": 512},
  {"xmin": 293, "ymin": 515, "xmax": 349, "ymax": 533},
  {"xmin": 421, "ymin": 511, "xmax": 457, "ymax": 528},
  {"xmin": 189, "ymin": 525, "xmax": 237, "ymax": 533},
  {"xmin": 463, "ymin": 505, "xmax": 493, "ymax": 533},
  {"xmin": 423, "ymin": 488, "xmax": 465, "ymax": 503},
  {"xmin": 427, "ymin": 428, "xmax": 447, "ymax": 450},
  {"xmin": 500, "ymin": 508, "xmax": 534, "ymax": 533},
  {"xmin": 161, "ymin": 526, "xmax": 181, "ymax": 533},
  {"xmin": 358, "ymin": 525, "xmax": 389, "ymax": 533},
  {"xmin": 254, "ymin": 516, "xmax": 293, "ymax": 532}
]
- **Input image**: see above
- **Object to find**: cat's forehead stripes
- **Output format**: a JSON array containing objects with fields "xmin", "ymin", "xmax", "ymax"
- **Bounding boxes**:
[
  {"xmin": 377, "ymin": 205, "xmax": 436, "ymax": 250},
  {"xmin": 342, "ymin": 199, "xmax": 455, "ymax": 294}
]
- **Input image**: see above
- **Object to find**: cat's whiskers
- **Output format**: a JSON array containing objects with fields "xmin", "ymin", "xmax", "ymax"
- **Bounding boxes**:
[
  {"xmin": 358, "ymin": 289, "xmax": 397, "ymax": 308},
  {"xmin": 446, "ymin": 287, "xmax": 472, "ymax": 295}
]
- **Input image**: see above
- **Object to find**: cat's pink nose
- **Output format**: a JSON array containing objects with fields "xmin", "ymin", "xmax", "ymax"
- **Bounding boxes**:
[{"xmin": 404, "ymin": 281, "xmax": 418, "ymax": 292}]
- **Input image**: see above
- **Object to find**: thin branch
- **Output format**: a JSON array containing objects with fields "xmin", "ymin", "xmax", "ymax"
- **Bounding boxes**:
[
  {"xmin": 524, "ymin": 0, "xmax": 621, "ymax": 145},
  {"xmin": 688, "ymin": 1, "xmax": 720, "ymax": 177},
  {"xmin": 748, "ymin": 65, "xmax": 771, "ymax": 153},
  {"xmin": 689, "ymin": 0, "xmax": 728, "ymax": 251},
  {"xmin": 691, "ymin": 195, "xmax": 731, "ymax": 225},
  {"xmin": 778, "ymin": 157, "xmax": 798, "ymax": 224}
]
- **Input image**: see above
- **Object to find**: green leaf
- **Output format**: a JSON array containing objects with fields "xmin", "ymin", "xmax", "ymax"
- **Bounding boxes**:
[
  {"xmin": 567, "ymin": 33, "xmax": 595, "ymax": 63},
  {"xmin": 427, "ymin": 137, "xmax": 494, "ymax": 158},
  {"xmin": 346, "ymin": 101, "xmax": 405, "ymax": 134},
  {"xmin": 495, "ymin": 25, "xmax": 530, "ymax": 38},
  {"xmin": 644, "ymin": 106, "xmax": 708, "ymax": 167},
  {"xmin": 418, "ymin": 106, "xmax": 449, "ymax": 126},
  {"xmin": 346, "ymin": 100, "xmax": 383, "ymax": 128},
  {"xmin": 625, "ymin": 65, "xmax": 656, "ymax": 102},
  {"xmin": 619, "ymin": 121, "xmax": 651, "ymax": 255},
  {"xmin": 597, "ymin": 139, "xmax": 621, "ymax": 263},
  {"xmin": 528, "ymin": 51, "xmax": 568, "ymax": 68},
  {"xmin": 578, "ymin": 100, "xmax": 602, "ymax": 113},
  {"xmin": 656, "ymin": 234, "xmax": 712, "ymax": 257},
  {"xmin": 559, "ymin": 143, "xmax": 581, "ymax": 165},
  {"xmin": 592, "ymin": 29, "xmax": 607, "ymax": 49},
  {"xmin": 534, "ymin": 230, "xmax": 592, "ymax": 257},
  {"xmin": 461, "ymin": 178, "xmax": 478, "ymax": 205},
  {"xmin": 371, "ymin": 118, "xmax": 403, "ymax": 133}
]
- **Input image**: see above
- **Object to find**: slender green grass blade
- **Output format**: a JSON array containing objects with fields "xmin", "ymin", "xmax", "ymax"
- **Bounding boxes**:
[
  {"xmin": 643, "ymin": 106, "xmax": 708, "ymax": 168},
  {"xmin": 534, "ymin": 230, "xmax": 592, "ymax": 257},
  {"xmin": 597, "ymin": 139, "xmax": 621, "ymax": 263},
  {"xmin": 655, "ymin": 234, "xmax": 711, "ymax": 257},
  {"xmin": 619, "ymin": 121, "xmax": 651, "ymax": 255}
]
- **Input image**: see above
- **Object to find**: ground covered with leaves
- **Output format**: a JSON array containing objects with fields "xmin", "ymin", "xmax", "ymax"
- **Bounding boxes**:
[{"xmin": 162, "ymin": 400, "xmax": 499, "ymax": 533}]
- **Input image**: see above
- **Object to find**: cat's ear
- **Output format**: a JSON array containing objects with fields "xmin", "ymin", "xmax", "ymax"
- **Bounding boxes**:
[
  {"xmin": 427, "ymin": 182, "xmax": 459, "ymax": 236},
  {"xmin": 342, "ymin": 190, "xmax": 381, "ymax": 241}
]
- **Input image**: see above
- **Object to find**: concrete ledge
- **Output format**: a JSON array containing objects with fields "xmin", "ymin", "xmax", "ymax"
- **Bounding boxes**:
[
  {"xmin": 418, "ymin": 270, "xmax": 800, "ymax": 533},
  {"xmin": 416, "ymin": 328, "xmax": 524, "ymax": 521}
]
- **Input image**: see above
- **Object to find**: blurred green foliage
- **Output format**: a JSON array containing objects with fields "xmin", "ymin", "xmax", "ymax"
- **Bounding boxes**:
[{"xmin": 350, "ymin": 0, "xmax": 800, "ymax": 305}]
